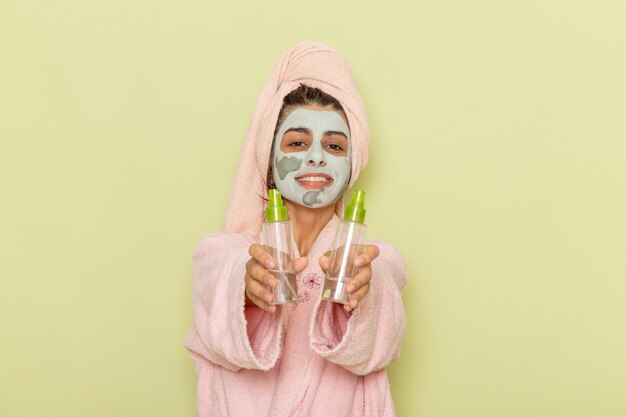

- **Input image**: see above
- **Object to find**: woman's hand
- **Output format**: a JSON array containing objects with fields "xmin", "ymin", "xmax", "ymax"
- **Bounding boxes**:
[
  {"xmin": 244, "ymin": 244, "xmax": 308, "ymax": 313},
  {"xmin": 319, "ymin": 244, "xmax": 380, "ymax": 313}
]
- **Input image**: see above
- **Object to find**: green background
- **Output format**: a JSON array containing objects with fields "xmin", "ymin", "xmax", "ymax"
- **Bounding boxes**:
[{"xmin": 1, "ymin": 0, "xmax": 625, "ymax": 416}]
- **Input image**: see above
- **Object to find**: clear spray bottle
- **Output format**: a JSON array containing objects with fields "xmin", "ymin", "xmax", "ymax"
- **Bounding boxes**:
[
  {"xmin": 262, "ymin": 189, "xmax": 298, "ymax": 304},
  {"xmin": 322, "ymin": 189, "xmax": 367, "ymax": 304}
]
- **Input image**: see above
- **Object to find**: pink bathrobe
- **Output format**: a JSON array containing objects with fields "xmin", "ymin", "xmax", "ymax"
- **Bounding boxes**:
[{"xmin": 184, "ymin": 41, "xmax": 407, "ymax": 417}]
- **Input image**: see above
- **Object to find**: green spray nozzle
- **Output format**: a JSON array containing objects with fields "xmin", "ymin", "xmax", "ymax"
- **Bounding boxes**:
[
  {"xmin": 266, "ymin": 189, "xmax": 288, "ymax": 222},
  {"xmin": 344, "ymin": 189, "xmax": 366, "ymax": 223}
]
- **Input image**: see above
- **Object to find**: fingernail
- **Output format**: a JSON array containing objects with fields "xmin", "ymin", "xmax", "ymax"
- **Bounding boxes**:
[
  {"xmin": 354, "ymin": 257, "xmax": 363, "ymax": 267},
  {"xmin": 264, "ymin": 293, "xmax": 273, "ymax": 303},
  {"xmin": 350, "ymin": 299, "xmax": 358, "ymax": 309},
  {"xmin": 347, "ymin": 284, "xmax": 354, "ymax": 293},
  {"xmin": 265, "ymin": 258, "xmax": 275, "ymax": 269}
]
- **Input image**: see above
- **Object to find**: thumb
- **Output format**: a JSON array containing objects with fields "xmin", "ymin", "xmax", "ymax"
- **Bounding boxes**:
[
  {"xmin": 319, "ymin": 254, "xmax": 331, "ymax": 273},
  {"xmin": 294, "ymin": 256, "xmax": 308, "ymax": 274}
]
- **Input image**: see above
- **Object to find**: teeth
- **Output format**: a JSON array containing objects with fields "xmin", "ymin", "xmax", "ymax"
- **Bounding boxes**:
[{"xmin": 297, "ymin": 176, "xmax": 331, "ymax": 182}]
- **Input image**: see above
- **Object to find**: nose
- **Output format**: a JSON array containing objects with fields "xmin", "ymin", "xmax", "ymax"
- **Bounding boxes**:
[{"xmin": 305, "ymin": 141, "xmax": 326, "ymax": 167}]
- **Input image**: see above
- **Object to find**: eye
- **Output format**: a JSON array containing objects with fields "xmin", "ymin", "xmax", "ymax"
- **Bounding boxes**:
[
  {"xmin": 281, "ymin": 130, "xmax": 312, "ymax": 152},
  {"xmin": 326, "ymin": 143, "xmax": 344, "ymax": 151},
  {"xmin": 322, "ymin": 133, "xmax": 348, "ymax": 155}
]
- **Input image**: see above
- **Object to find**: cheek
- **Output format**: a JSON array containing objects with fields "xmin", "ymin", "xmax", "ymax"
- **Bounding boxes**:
[
  {"xmin": 329, "ymin": 157, "xmax": 351, "ymax": 179},
  {"xmin": 274, "ymin": 155, "xmax": 304, "ymax": 180}
]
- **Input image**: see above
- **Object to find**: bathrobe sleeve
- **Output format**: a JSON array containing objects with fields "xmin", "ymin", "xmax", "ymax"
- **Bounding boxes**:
[
  {"xmin": 183, "ymin": 232, "xmax": 285, "ymax": 372},
  {"xmin": 308, "ymin": 240, "xmax": 407, "ymax": 375}
]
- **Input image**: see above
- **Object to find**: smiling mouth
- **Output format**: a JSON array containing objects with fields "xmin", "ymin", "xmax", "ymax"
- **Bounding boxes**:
[{"xmin": 295, "ymin": 173, "xmax": 334, "ymax": 189}]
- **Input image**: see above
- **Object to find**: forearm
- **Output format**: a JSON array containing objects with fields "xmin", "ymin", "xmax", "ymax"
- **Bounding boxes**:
[
  {"xmin": 183, "ymin": 232, "xmax": 285, "ymax": 371},
  {"xmin": 309, "ymin": 240, "xmax": 407, "ymax": 375}
]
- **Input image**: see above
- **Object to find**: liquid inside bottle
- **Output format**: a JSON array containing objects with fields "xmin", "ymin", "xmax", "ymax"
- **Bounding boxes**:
[
  {"xmin": 268, "ymin": 270, "xmax": 298, "ymax": 304},
  {"xmin": 262, "ymin": 189, "xmax": 298, "ymax": 305},
  {"xmin": 322, "ymin": 190, "xmax": 367, "ymax": 305}
]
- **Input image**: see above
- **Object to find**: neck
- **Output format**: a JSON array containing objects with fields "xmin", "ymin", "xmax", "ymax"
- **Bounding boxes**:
[{"xmin": 284, "ymin": 199, "xmax": 337, "ymax": 256}]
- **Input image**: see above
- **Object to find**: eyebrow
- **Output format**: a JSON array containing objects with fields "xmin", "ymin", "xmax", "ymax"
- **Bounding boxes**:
[
  {"xmin": 324, "ymin": 131, "xmax": 348, "ymax": 139},
  {"xmin": 284, "ymin": 127, "xmax": 347, "ymax": 139},
  {"xmin": 284, "ymin": 127, "xmax": 311, "ymax": 134}
]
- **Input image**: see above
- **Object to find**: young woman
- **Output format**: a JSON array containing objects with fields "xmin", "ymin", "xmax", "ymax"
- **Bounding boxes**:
[{"xmin": 184, "ymin": 41, "xmax": 407, "ymax": 417}]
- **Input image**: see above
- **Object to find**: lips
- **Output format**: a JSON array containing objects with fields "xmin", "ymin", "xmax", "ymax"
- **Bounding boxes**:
[{"xmin": 295, "ymin": 173, "xmax": 334, "ymax": 189}]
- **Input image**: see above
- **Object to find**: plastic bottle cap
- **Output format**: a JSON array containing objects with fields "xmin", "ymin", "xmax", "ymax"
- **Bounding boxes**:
[
  {"xmin": 343, "ymin": 189, "xmax": 366, "ymax": 223},
  {"xmin": 266, "ymin": 189, "xmax": 288, "ymax": 222}
]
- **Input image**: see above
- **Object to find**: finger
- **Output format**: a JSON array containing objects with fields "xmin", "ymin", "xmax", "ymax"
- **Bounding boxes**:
[
  {"xmin": 245, "ymin": 277, "xmax": 275, "ymax": 305},
  {"xmin": 246, "ymin": 288, "xmax": 277, "ymax": 313},
  {"xmin": 346, "ymin": 282, "xmax": 370, "ymax": 310},
  {"xmin": 354, "ymin": 245, "xmax": 380, "ymax": 267},
  {"xmin": 293, "ymin": 256, "xmax": 309, "ymax": 274},
  {"xmin": 346, "ymin": 267, "xmax": 372, "ymax": 293},
  {"xmin": 249, "ymin": 244, "xmax": 275, "ymax": 269},
  {"xmin": 248, "ymin": 261, "xmax": 277, "ymax": 288},
  {"xmin": 319, "ymin": 253, "xmax": 331, "ymax": 272}
]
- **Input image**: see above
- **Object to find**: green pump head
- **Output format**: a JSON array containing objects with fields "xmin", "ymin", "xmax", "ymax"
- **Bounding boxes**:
[
  {"xmin": 343, "ymin": 189, "xmax": 366, "ymax": 224},
  {"xmin": 266, "ymin": 189, "xmax": 288, "ymax": 222}
]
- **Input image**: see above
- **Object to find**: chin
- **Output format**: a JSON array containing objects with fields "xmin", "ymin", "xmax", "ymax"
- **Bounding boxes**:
[
  {"xmin": 280, "ymin": 186, "xmax": 344, "ymax": 210},
  {"xmin": 303, "ymin": 196, "xmax": 343, "ymax": 210},
  {"xmin": 292, "ymin": 198, "xmax": 335, "ymax": 210}
]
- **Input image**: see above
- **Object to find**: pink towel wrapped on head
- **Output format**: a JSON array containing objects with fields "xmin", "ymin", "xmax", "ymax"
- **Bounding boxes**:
[
  {"xmin": 224, "ymin": 41, "xmax": 370, "ymax": 237},
  {"xmin": 184, "ymin": 41, "xmax": 407, "ymax": 417}
]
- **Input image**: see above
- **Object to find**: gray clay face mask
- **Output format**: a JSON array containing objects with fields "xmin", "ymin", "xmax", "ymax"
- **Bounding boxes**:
[{"xmin": 272, "ymin": 108, "xmax": 351, "ymax": 208}]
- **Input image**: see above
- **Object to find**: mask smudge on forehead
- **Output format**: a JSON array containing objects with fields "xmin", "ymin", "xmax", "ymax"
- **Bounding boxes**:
[
  {"xmin": 275, "ymin": 155, "xmax": 304, "ymax": 180},
  {"xmin": 303, "ymin": 191, "xmax": 322, "ymax": 206}
]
